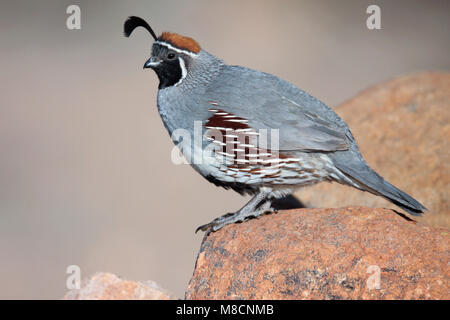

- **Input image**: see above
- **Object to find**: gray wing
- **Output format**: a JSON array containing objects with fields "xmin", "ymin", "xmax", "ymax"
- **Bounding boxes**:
[{"xmin": 204, "ymin": 65, "xmax": 351, "ymax": 152}]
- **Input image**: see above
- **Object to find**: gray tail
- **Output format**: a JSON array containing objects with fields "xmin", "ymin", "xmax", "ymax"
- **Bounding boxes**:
[{"xmin": 334, "ymin": 162, "xmax": 427, "ymax": 216}]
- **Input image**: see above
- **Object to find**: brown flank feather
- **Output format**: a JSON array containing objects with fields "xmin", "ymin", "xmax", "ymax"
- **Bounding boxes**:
[{"xmin": 159, "ymin": 32, "xmax": 201, "ymax": 53}]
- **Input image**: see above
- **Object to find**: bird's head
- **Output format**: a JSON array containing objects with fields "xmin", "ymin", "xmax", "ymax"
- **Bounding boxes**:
[{"xmin": 124, "ymin": 16, "xmax": 202, "ymax": 89}]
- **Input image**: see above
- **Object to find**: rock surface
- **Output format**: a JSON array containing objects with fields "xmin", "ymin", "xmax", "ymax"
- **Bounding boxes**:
[
  {"xmin": 186, "ymin": 207, "xmax": 449, "ymax": 300},
  {"xmin": 295, "ymin": 72, "xmax": 450, "ymax": 228},
  {"xmin": 64, "ymin": 272, "xmax": 175, "ymax": 300}
]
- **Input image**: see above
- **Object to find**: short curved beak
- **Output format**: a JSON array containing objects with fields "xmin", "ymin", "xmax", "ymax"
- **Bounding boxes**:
[{"xmin": 143, "ymin": 56, "xmax": 161, "ymax": 69}]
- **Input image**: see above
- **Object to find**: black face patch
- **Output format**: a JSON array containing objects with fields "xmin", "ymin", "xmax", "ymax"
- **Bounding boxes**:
[{"xmin": 150, "ymin": 43, "xmax": 185, "ymax": 89}]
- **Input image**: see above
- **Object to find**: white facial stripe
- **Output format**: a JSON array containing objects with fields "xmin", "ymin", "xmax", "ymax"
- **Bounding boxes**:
[
  {"xmin": 178, "ymin": 57, "xmax": 187, "ymax": 79},
  {"xmin": 174, "ymin": 57, "xmax": 187, "ymax": 87},
  {"xmin": 154, "ymin": 41, "xmax": 199, "ymax": 57}
]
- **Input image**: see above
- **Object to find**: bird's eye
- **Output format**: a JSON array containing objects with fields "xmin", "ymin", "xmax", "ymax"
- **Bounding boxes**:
[{"xmin": 167, "ymin": 53, "xmax": 176, "ymax": 60}]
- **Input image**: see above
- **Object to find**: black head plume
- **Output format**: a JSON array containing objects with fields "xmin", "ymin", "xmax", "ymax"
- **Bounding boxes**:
[{"xmin": 124, "ymin": 16, "xmax": 157, "ymax": 40}]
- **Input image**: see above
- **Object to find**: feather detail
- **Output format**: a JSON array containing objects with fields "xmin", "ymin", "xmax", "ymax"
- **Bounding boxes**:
[{"xmin": 158, "ymin": 32, "xmax": 201, "ymax": 53}]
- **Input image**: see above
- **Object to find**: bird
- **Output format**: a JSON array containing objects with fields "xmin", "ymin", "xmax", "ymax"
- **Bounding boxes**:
[{"xmin": 123, "ymin": 16, "xmax": 426, "ymax": 233}]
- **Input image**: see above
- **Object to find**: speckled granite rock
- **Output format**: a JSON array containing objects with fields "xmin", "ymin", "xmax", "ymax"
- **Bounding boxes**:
[
  {"xmin": 64, "ymin": 272, "xmax": 175, "ymax": 300},
  {"xmin": 186, "ymin": 207, "xmax": 449, "ymax": 300},
  {"xmin": 295, "ymin": 72, "xmax": 450, "ymax": 228}
]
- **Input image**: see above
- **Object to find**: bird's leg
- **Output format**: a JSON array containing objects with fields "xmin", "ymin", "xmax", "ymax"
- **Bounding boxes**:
[{"xmin": 196, "ymin": 189, "xmax": 273, "ymax": 233}]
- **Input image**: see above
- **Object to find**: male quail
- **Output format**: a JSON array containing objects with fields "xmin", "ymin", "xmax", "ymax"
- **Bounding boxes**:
[{"xmin": 124, "ymin": 17, "xmax": 426, "ymax": 233}]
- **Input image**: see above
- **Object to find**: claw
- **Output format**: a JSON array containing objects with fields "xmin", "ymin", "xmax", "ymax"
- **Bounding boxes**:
[
  {"xmin": 195, "ymin": 223, "xmax": 212, "ymax": 234},
  {"xmin": 194, "ymin": 208, "xmax": 274, "ymax": 234},
  {"xmin": 195, "ymin": 212, "xmax": 235, "ymax": 233}
]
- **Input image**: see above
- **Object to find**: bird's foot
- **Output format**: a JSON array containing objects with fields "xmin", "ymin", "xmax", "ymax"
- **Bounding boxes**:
[{"xmin": 195, "ymin": 207, "xmax": 273, "ymax": 234}]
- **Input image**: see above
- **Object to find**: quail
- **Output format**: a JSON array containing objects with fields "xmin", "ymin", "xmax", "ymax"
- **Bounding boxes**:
[{"xmin": 124, "ymin": 16, "xmax": 426, "ymax": 233}]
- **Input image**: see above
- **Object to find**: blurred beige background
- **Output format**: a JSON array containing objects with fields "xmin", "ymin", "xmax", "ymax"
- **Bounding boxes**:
[{"xmin": 0, "ymin": 0, "xmax": 449, "ymax": 299}]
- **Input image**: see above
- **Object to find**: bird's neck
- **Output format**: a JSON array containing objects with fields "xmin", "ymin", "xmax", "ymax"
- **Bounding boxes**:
[{"xmin": 177, "ymin": 51, "xmax": 224, "ymax": 92}]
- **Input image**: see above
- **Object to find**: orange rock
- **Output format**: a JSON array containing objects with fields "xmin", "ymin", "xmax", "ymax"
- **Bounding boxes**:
[
  {"xmin": 186, "ymin": 208, "xmax": 449, "ymax": 300},
  {"xmin": 295, "ymin": 72, "xmax": 450, "ymax": 228},
  {"xmin": 64, "ymin": 272, "xmax": 175, "ymax": 300}
]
